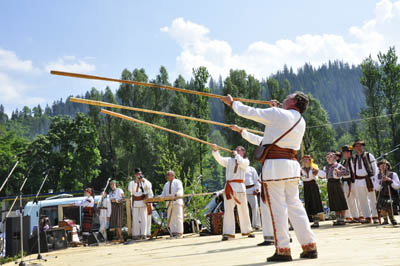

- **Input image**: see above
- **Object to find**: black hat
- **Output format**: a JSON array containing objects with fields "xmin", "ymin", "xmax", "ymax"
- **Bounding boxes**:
[
  {"xmin": 342, "ymin": 145, "xmax": 353, "ymax": 152},
  {"xmin": 134, "ymin": 168, "xmax": 142, "ymax": 174}
]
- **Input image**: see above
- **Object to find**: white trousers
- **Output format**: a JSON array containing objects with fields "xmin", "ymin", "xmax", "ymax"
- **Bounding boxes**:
[
  {"xmin": 246, "ymin": 193, "xmax": 261, "ymax": 228},
  {"xmin": 223, "ymin": 192, "xmax": 252, "ymax": 236},
  {"xmin": 132, "ymin": 207, "xmax": 147, "ymax": 236},
  {"xmin": 266, "ymin": 180, "xmax": 315, "ymax": 249},
  {"xmin": 260, "ymin": 197, "xmax": 274, "ymax": 239},
  {"xmin": 147, "ymin": 214, "xmax": 152, "ymax": 236},
  {"xmin": 99, "ymin": 211, "xmax": 108, "ymax": 240},
  {"xmin": 368, "ymin": 191, "xmax": 378, "ymax": 218},
  {"xmin": 343, "ymin": 183, "xmax": 360, "ymax": 219},
  {"xmin": 167, "ymin": 203, "xmax": 184, "ymax": 234},
  {"xmin": 355, "ymin": 185, "xmax": 371, "ymax": 218}
]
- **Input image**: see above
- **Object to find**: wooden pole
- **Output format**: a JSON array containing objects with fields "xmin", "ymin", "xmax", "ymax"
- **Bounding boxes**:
[
  {"xmin": 70, "ymin": 97, "xmax": 264, "ymax": 135},
  {"xmin": 51, "ymin": 70, "xmax": 273, "ymax": 105},
  {"xmin": 144, "ymin": 192, "xmax": 215, "ymax": 203},
  {"xmin": 101, "ymin": 109, "xmax": 232, "ymax": 153}
]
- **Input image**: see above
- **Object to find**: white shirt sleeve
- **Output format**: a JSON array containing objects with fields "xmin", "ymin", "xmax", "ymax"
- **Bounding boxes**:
[
  {"xmin": 253, "ymin": 169, "xmax": 261, "ymax": 190},
  {"xmin": 235, "ymin": 154, "xmax": 250, "ymax": 170},
  {"xmin": 232, "ymin": 101, "xmax": 277, "ymax": 125},
  {"xmin": 369, "ymin": 153, "xmax": 378, "ymax": 178},
  {"xmin": 147, "ymin": 180, "xmax": 154, "ymax": 198},
  {"xmin": 175, "ymin": 180, "xmax": 184, "ymax": 197},
  {"xmin": 128, "ymin": 181, "xmax": 133, "ymax": 193},
  {"xmin": 106, "ymin": 198, "xmax": 112, "ymax": 218},
  {"xmin": 212, "ymin": 150, "xmax": 229, "ymax": 168},
  {"xmin": 391, "ymin": 172, "xmax": 400, "ymax": 190},
  {"xmin": 241, "ymin": 130, "xmax": 263, "ymax": 146},
  {"xmin": 318, "ymin": 167, "xmax": 327, "ymax": 178},
  {"xmin": 161, "ymin": 183, "xmax": 167, "ymax": 197}
]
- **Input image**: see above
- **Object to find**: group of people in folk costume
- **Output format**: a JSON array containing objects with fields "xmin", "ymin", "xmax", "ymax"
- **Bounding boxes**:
[
  {"xmin": 70, "ymin": 90, "xmax": 399, "ymax": 263},
  {"xmin": 301, "ymin": 141, "xmax": 400, "ymax": 228},
  {"xmin": 73, "ymin": 168, "xmax": 185, "ymax": 242}
]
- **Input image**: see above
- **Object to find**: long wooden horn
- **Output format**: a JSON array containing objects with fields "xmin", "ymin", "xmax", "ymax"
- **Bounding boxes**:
[
  {"xmin": 70, "ymin": 97, "xmax": 264, "ymax": 135},
  {"xmin": 100, "ymin": 109, "xmax": 232, "ymax": 153},
  {"xmin": 51, "ymin": 70, "xmax": 273, "ymax": 105}
]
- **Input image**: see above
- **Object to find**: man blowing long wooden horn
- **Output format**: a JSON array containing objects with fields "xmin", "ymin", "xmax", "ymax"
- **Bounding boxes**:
[
  {"xmin": 211, "ymin": 145, "xmax": 255, "ymax": 241},
  {"xmin": 220, "ymin": 92, "xmax": 317, "ymax": 262}
]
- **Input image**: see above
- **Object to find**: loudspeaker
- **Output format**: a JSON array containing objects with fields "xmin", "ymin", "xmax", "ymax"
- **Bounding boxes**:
[
  {"xmin": 87, "ymin": 232, "xmax": 105, "ymax": 246},
  {"xmin": 46, "ymin": 229, "xmax": 68, "ymax": 251},
  {"xmin": 5, "ymin": 216, "xmax": 30, "ymax": 257},
  {"xmin": 29, "ymin": 228, "xmax": 68, "ymax": 254},
  {"xmin": 28, "ymin": 231, "xmax": 50, "ymax": 254}
]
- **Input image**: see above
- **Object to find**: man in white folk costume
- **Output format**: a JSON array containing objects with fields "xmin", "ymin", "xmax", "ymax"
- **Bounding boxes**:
[
  {"xmin": 160, "ymin": 170, "xmax": 184, "ymax": 237},
  {"xmin": 98, "ymin": 191, "xmax": 112, "ymax": 240},
  {"xmin": 221, "ymin": 92, "xmax": 317, "ymax": 262},
  {"xmin": 128, "ymin": 168, "xmax": 153, "ymax": 240},
  {"xmin": 340, "ymin": 145, "xmax": 361, "ymax": 223},
  {"xmin": 244, "ymin": 166, "xmax": 262, "ymax": 230},
  {"xmin": 352, "ymin": 140, "xmax": 379, "ymax": 224},
  {"xmin": 211, "ymin": 145, "xmax": 255, "ymax": 241},
  {"xmin": 229, "ymin": 125, "xmax": 275, "ymax": 246}
]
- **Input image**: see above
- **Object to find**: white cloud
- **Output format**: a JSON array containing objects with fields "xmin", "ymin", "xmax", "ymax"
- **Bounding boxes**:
[
  {"xmin": 162, "ymin": 0, "xmax": 400, "ymax": 79},
  {"xmin": 0, "ymin": 72, "xmax": 45, "ymax": 107},
  {"xmin": 0, "ymin": 48, "xmax": 34, "ymax": 72},
  {"xmin": 45, "ymin": 57, "xmax": 95, "ymax": 73}
]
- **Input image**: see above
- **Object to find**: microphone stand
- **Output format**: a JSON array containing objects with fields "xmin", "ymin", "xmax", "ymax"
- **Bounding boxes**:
[
  {"xmin": 17, "ymin": 167, "xmax": 33, "ymax": 266},
  {"xmin": 26, "ymin": 172, "xmax": 50, "ymax": 263},
  {"xmin": 0, "ymin": 160, "xmax": 19, "ymax": 194}
]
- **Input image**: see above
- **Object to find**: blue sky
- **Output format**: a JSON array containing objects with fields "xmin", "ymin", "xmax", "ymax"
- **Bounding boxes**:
[{"xmin": 1, "ymin": 0, "xmax": 399, "ymax": 115}]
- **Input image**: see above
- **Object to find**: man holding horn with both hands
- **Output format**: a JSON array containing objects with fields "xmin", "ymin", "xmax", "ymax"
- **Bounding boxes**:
[{"xmin": 220, "ymin": 92, "xmax": 317, "ymax": 262}]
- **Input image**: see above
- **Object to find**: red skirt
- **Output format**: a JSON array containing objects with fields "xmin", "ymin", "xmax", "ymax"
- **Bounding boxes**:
[{"xmin": 82, "ymin": 207, "xmax": 93, "ymax": 233}]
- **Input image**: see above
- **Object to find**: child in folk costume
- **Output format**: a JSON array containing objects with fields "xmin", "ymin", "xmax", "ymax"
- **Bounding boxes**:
[
  {"xmin": 98, "ymin": 191, "xmax": 111, "ymax": 241},
  {"xmin": 109, "ymin": 180, "xmax": 125, "ymax": 242},
  {"xmin": 300, "ymin": 155, "xmax": 323, "ymax": 228},
  {"xmin": 128, "ymin": 168, "xmax": 153, "ymax": 240},
  {"xmin": 318, "ymin": 152, "xmax": 349, "ymax": 226},
  {"xmin": 160, "ymin": 170, "xmax": 184, "ymax": 237},
  {"xmin": 211, "ymin": 145, "xmax": 254, "ymax": 241},
  {"xmin": 74, "ymin": 188, "xmax": 95, "ymax": 237},
  {"xmin": 375, "ymin": 160, "xmax": 400, "ymax": 225}
]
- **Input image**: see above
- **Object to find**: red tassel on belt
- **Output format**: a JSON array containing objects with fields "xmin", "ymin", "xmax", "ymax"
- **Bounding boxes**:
[{"xmin": 225, "ymin": 179, "xmax": 244, "ymax": 204}]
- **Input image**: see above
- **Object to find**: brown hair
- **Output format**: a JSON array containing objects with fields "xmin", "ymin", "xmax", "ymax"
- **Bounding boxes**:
[{"xmin": 293, "ymin": 91, "xmax": 309, "ymax": 114}]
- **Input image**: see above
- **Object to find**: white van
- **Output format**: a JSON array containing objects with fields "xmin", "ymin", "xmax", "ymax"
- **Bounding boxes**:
[{"xmin": 23, "ymin": 195, "xmax": 102, "ymax": 235}]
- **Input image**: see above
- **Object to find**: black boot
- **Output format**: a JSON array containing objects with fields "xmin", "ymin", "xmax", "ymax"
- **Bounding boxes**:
[
  {"xmin": 389, "ymin": 215, "xmax": 397, "ymax": 225},
  {"xmin": 257, "ymin": 240, "xmax": 274, "ymax": 246},
  {"xmin": 300, "ymin": 250, "xmax": 318, "ymax": 259},
  {"xmin": 311, "ymin": 222, "xmax": 319, "ymax": 228},
  {"xmin": 267, "ymin": 253, "xmax": 293, "ymax": 262}
]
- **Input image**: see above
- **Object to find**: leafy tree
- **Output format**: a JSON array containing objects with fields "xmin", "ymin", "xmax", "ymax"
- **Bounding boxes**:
[
  {"xmin": 303, "ymin": 94, "xmax": 336, "ymax": 166},
  {"xmin": 377, "ymin": 47, "xmax": 400, "ymax": 157},
  {"xmin": 191, "ymin": 67, "xmax": 211, "ymax": 175},
  {"xmin": 27, "ymin": 113, "xmax": 101, "ymax": 192},
  {"xmin": 360, "ymin": 55, "xmax": 387, "ymax": 155}
]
